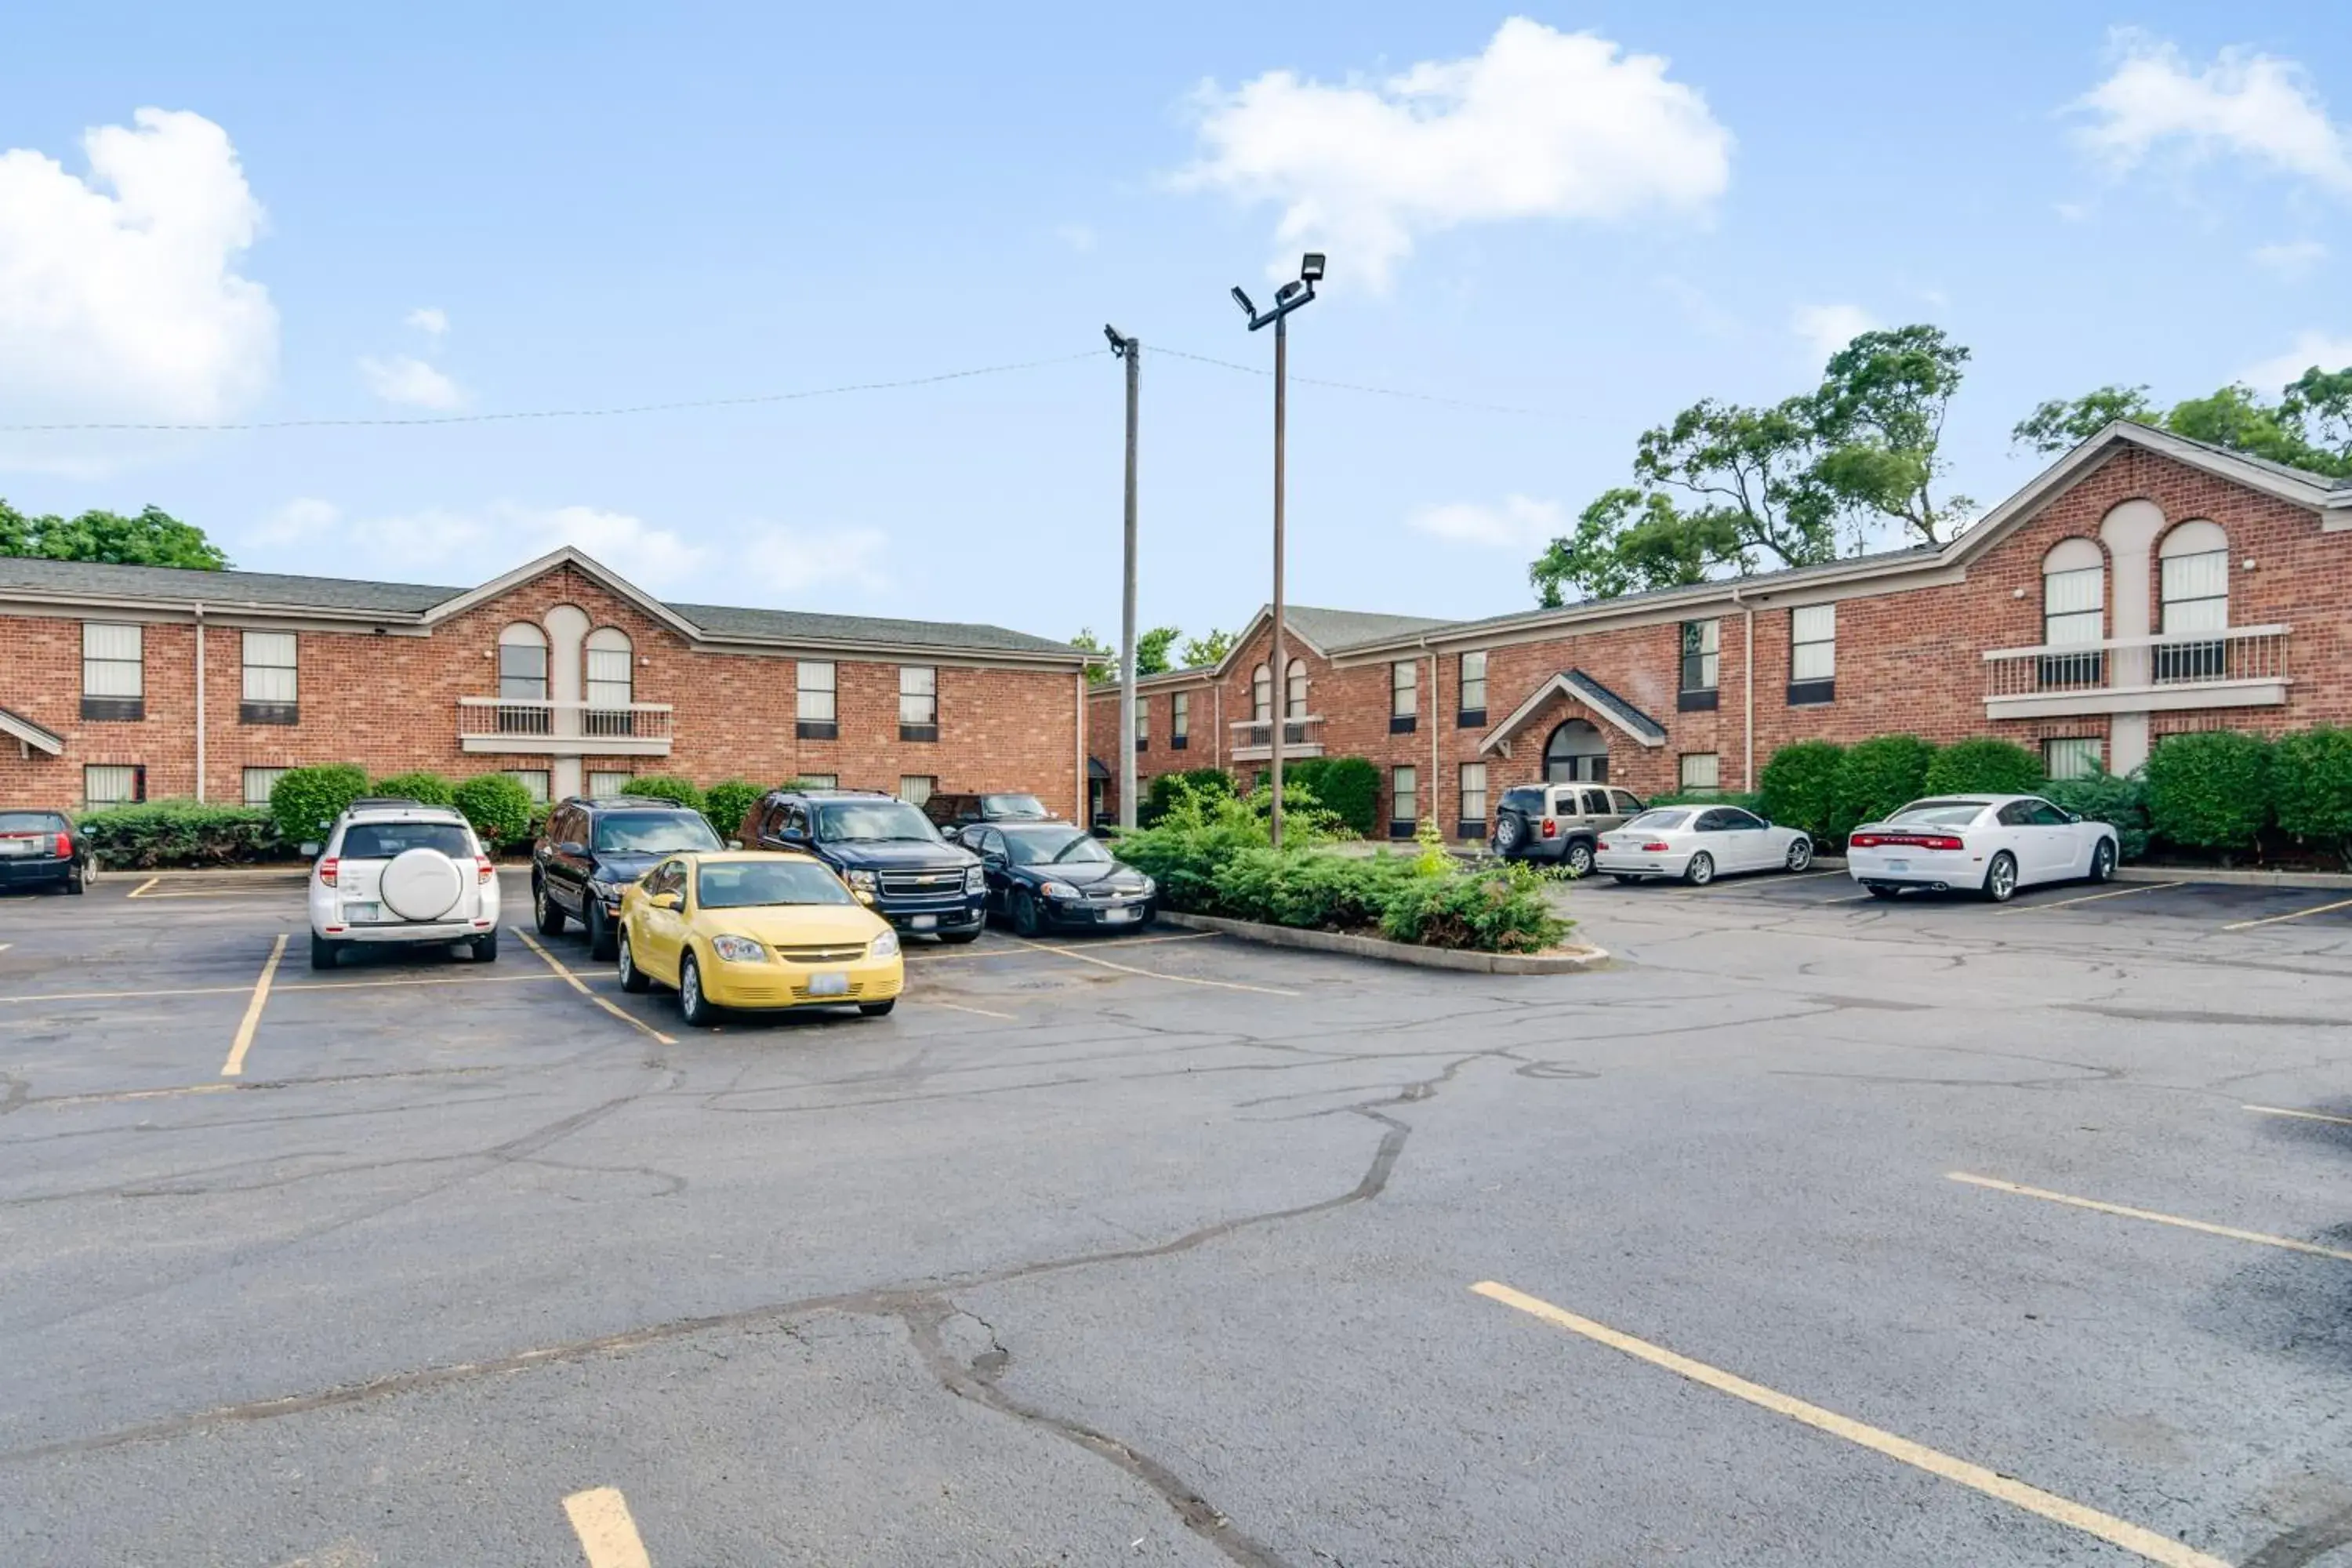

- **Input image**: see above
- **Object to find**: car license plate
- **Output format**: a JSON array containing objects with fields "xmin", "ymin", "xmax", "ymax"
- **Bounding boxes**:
[
  {"xmin": 344, "ymin": 902, "xmax": 382, "ymax": 923},
  {"xmin": 1885, "ymin": 859, "xmax": 1909, "ymax": 872},
  {"xmin": 1102, "ymin": 906, "xmax": 1135, "ymax": 924},
  {"xmin": 808, "ymin": 971, "xmax": 851, "ymax": 996},
  {"xmin": 911, "ymin": 914, "xmax": 938, "ymax": 931},
  {"xmin": 0, "ymin": 840, "xmax": 30, "ymax": 856}
]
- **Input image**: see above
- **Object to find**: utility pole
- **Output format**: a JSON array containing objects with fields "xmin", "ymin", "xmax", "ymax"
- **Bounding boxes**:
[{"xmin": 1105, "ymin": 326, "xmax": 1141, "ymax": 830}]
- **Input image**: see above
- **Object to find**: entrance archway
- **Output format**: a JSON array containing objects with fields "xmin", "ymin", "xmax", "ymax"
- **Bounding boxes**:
[{"xmin": 1543, "ymin": 718, "xmax": 1609, "ymax": 783}]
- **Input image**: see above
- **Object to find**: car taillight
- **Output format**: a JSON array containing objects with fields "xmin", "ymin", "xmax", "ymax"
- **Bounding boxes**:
[
  {"xmin": 318, "ymin": 857, "xmax": 339, "ymax": 887},
  {"xmin": 1851, "ymin": 832, "xmax": 1963, "ymax": 852},
  {"xmin": 55, "ymin": 832, "xmax": 72, "ymax": 858},
  {"xmin": 476, "ymin": 856, "xmax": 495, "ymax": 884},
  {"xmin": 1642, "ymin": 841, "xmax": 1671, "ymax": 852},
  {"xmin": 1541, "ymin": 817, "xmax": 1558, "ymax": 837}
]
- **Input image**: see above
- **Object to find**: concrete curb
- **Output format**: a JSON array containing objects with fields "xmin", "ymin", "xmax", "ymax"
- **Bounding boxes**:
[
  {"xmin": 1158, "ymin": 910, "xmax": 1609, "ymax": 974},
  {"xmin": 2116, "ymin": 866, "xmax": 2352, "ymax": 891}
]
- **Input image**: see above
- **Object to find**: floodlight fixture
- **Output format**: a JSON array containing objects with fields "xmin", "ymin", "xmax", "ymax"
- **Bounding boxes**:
[{"xmin": 1299, "ymin": 252, "xmax": 1326, "ymax": 282}]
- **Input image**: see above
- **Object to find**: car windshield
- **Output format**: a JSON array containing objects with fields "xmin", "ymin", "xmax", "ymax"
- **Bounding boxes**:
[
  {"xmin": 982, "ymin": 793, "xmax": 1051, "ymax": 818},
  {"xmin": 341, "ymin": 822, "xmax": 474, "ymax": 858},
  {"xmin": 695, "ymin": 860, "xmax": 855, "ymax": 909},
  {"xmin": 1883, "ymin": 800, "xmax": 1991, "ymax": 828},
  {"xmin": 1002, "ymin": 826, "xmax": 1112, "ymax": 866},
  {"xmin": 0, "ymin": 811, "xmax": 65, "ymax": 833},
  {"xmin": 815, "ymin": 801, "xmax": 942, "ymax": 843},
  {"xmin": 1621, "ymin": 809, "xmax": 1693, "ymax": 831},
  {"xmin": 593, "ymin": 811, "xmax": 721, "ymax": 854}
]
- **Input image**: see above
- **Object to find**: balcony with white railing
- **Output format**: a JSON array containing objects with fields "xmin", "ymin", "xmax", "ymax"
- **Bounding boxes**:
[
  {"xmin": 1982, "ymin": 625, "xmax": 2290, "ymax": 719},
  {"xmin": 1228, "ymin": 713, "xmax": 1324, "ymax": 761},
  {"xmin": 458, "ymin": 697, "xmax": 676, "ymax": 756}
]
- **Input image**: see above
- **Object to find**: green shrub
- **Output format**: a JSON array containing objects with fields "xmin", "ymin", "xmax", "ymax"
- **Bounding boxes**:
[
  {"xmin": 74, "ymin": 800, "xmax": 285, "ymax": 869},
  {"xmin": 1142, "ymin": 768, "xmax": 1235, "ymax": 826},
  {"xmin": 619, "ymin": 774, "xmax": 703, "ymax": 811},
  {"xmin": 1759, "ymin": 741, "xmax": 1844, "ymax": 843},
  {"xmin": 1379, "ymin": 859, "xmax": 1568, "ymax": 953},
  {"xmin": 2042, "ymin": 769, "xmax": 2151, "ymax": 862},
  {"xmin": 368, "ymin": 771, "xmax": 458, "ymax": 808},
  {"xmin": 1283, "ymin": 756, "xmax": 1379, "ymax": 837},
  {"xmin": 1211, "ymin": 844, "xmax": 1421, "ymax": 930},
  {"xmin": 702, "ymin": 779, "xmax": 766, "ymax": 843},
  {"xmin": 1831, "ymin": 735, "xmax": 1936, "ymax": 840},
  {"xmin": 452, "ymin": 774, "xmax": 536, "ymax": 849},
  {"xmin": 2145, "ymin": 731, "xmax": 2270, "ymax": 854},
  {"xmin": 1923, "ymin": 738, "xmax": 2042, "ymax": 796},
  {"xmin": 2270, "ymin": 727, "xmax": 2352, "ymax": 864},
  {"xmin": 269, "ymin": 764, "xmax": 369, "ymax": 844}
]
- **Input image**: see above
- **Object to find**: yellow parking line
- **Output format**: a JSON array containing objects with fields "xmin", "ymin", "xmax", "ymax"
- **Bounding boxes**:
[
  {"xmin": 512, "ymin": 926, "xmax": 677, "ymax": 1047},
  {"xmin": 1948, "ymin": 1171, "xmax": 2352, "ymax": 1264},
  {"xmin": 913, "ymin": 998, "xmax": 1016, "ymax": 1022},
  {"xmin": 2220, "ymin": 895, "xmax": 2352, "ymax": 931},
  {"xmin": 2003, "ymin": 880, "xmax": 2182, "ymax": 912},
  {"xmin": 1007, "ymin": 935, "xmax": 1298, "ymax": 996},
  {"xmin": 562, "ymin": 1486, "xmax": 653, "ymax": 1568},
  {"xmin": 220, "ymin": 934, "xmax": 288, "ymax": 1078},
  {"xmin": 127, "ymin": 877, "xmax": 159, "ymax": 898},
  {"xmin": 1471, "ymin": 1281, "xmax": 2229, "ymax": 1568},
  {"xmin": 2244, "ymin": 1103, "xmax": 2352, "ymax": 1129}
]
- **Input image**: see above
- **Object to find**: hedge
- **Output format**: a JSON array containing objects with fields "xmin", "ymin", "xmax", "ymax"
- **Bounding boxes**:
[
  {"xmin": 702, "ymin": 779, "xmax": 766, "ymax": 842},
  {"xmin": 1831, "ymin": 735, "xmax": 1936, "ymax": 840},
  {"xmin": 1643, "ymin": 791, "xmax": 1766, "ymax": 816},
  {"xmin": 368, "ymin": 771, "xmax": 458, "ymax": 808},
  {"xmin": 2144, "ymin": 731, "xmax": 2270, "ymax": 854},
  {"xmin": 1283, "ymin": 756, "xmax": 1378, "ymax": 837},
  {"xmin": 1758, "ymin": 741, "xmax": 1843, "ymax": 844},
  {"xmin": 1922, "ymin": 738, "xmax": 2042, "ymax": 797},
  {"xmin": 269, "ymin": 764, "xmax": 369, "ymax": 844},
  {"xmin": 2270, "ymin": 726, "xmax": 2352, "ymax": 861},
  {"xmin": 452, "ymin": 774, "xmax": 537, "ymax": 848},
  {"xmin": 618, "ymin": 775, "xmax": 703, "ymax": 811},
  {"xmin": 74, "ymin": 800, "xmax": 285, "ymax": 869},
  {"xmin": 2042, "ymin": 770, "xmax": 2151, "ymax": 862},
  {"xmin": 1142, "ymin": 768, "xmax": 1236, "ymax": 827}
]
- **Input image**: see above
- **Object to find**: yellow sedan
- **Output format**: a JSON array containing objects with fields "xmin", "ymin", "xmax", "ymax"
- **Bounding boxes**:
[{"xmin": 616, "ymin": 851, "xmax": 904, "ymax": 1026}]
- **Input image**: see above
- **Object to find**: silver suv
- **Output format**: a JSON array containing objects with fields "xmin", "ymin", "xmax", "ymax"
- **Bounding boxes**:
[
  {"xmin": 1491, "ymin": 782, "xmax": 1646, "ymax": 877},
  {"xmin": 307, "ymin": 798, "xmax": 503, "ymax": 969}
]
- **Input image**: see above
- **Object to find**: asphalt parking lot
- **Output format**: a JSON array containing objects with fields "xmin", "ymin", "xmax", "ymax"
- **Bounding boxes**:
[{"xmin": 2, "ymin": 866, "xmax": 2349, "ymax": 1566}]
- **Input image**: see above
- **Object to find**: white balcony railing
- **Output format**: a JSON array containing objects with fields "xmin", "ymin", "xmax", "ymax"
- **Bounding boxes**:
[
  {"xmin": 458, "ymin": 697, "xmax": 675, "ymax": 754},
  {"xmin": 1982, "ymin": 626, "xmax": 2289, "ymax": 717},
  {"xmin": 1227, "ymin": 713, "xmax": 1324, "ymax": 759}
]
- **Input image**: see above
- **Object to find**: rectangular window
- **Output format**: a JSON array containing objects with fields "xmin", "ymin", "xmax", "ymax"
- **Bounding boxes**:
[
  {"xmin": 1389, "ymin": 660, "xmax": 1418, "ymax": 734},
  {"xmin": 589, "ymin": 770, "xmax": 634, "ymax": 799},
  {"xmin": 1679, "ymin": 753, "xmax": 1722, "ymax": 793},
  {"xmin": 1789, "ymin": 604, "xmax": 1835, "ymax": 704},
  {"xmin": 505, "ymin": 768, "xmax": 550, "ymax": 804},
  {"xmin": 797, "ymin": 773, "xmax": 839, "ymax": 789},
  {"xmin": 1171, "ymin": 690, "xmax": 1189, "ymax": 750},
  {"xmin": 2043, "ymin": 737, "xmax": 2103, "ymax": 781},
  {"xmin": 241, "ymin": 630, "xmax": 299, "ymax": 724},
  {"xmin": 1679, "ymin": 620, "xmax": 1719, "ymax": 712},
  {"xmin": 586, "ymin": 646, "xmax": 632, "ymax": 707},
  {"xmin": 1134, "ymin": 697, "xmax": 1149, "ymax": 751},
  {"xmin": 796, "ymin": 660, "xmax": 837, "ymax": 740},
  {"xmin": 899, "ymin": 666, "xmax": 938, "ymax": 741},
  {"xmin": 82, "ymin": 622, "xmax": 144, "ymax": 720},
  {"xmin": 1457, "ymin": 652, "xmax": 1487, "ymax": 726},
  {"xmin": 242, "ymin": 766, "xmax": 288, "ymax": 807},
  {"xmin": 498, "ymin": 641, "xmax": 548, "ymax": 700},
  {"xmin": 1390, "ymin": 765, "xmax": 1418, "ymax": 837},
  {"xmin": 84, "ymin": 764, "xmax": 142, "ymax": 807},
  {"xmin": 1457, "ymin": 762, "xmax": 1489, "ymax": 837},
  {"xmin": 898, "ymin": 775, "xmax": 936, "ymax": 806}
]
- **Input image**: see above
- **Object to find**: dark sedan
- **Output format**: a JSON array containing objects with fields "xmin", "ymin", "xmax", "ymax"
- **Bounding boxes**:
[
  {"xmin": 957, "ymin": 821, "xmax": 1156, "ymax": 936},
  {"xmin": 0, "ymin": 810, "xmax": 86, "ymax": 894}
]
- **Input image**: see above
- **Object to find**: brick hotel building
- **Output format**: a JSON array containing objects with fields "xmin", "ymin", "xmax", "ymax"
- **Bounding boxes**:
[{"xmin": 1091, "ymin": 423, "xmax": 2352, "ymax": 837}]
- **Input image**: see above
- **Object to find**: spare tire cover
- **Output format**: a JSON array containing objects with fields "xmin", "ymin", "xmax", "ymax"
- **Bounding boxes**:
[{"xmin": 380, "ymin": 847, "xmax": 464, "ymax": 921}]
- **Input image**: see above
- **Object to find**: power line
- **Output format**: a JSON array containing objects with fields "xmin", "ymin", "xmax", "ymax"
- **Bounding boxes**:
[{"xmin": 0, "ymin": 349, "xmax": 1106, "ymax": 433}]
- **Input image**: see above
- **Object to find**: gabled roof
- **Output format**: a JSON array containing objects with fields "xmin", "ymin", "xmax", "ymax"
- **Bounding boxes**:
[
  {"xmin": 0, "ymin": 704, "xmax": 65, "ymax": 756},
  {"xmin": 0, "ymin": 556, "xmax": 456, "ymax": 616},
  {"xmin": 1476, "ymin": 669, "xmax": 1668, "ymax": 753},
  {"xmin": 673, "ymin": 600, "xmax": 1079, "ymax": 655},
  {"xmin": 1187, "ymin": 601, "xmax": 1458, "ymax": 680}
]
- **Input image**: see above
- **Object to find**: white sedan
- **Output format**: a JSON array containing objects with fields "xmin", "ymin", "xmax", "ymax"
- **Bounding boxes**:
[
  {"xmin": 1594, "ymin": 805, "xmax": 1814, "ymax": 886},
  {"xmin": 1846, "ymin": 793, "xmax": 2119, "ymax": 903}
]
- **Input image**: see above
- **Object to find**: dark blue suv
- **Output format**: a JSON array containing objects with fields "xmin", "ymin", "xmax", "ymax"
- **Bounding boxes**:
[{"xmin": 744, "ymin": 788, "xmax": 985, "ymax": 943}]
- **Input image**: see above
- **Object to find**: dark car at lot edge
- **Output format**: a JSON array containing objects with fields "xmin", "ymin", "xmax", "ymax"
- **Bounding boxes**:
[
  {"xmin": 746, "ymin": 788, "xmax": 985, "ymax": 942},
  {"xmin": 532, "ymin": 796, "xmax": 724, "ymax": 958},
  {"xmin": 922, "ymin": 791, "xmax": 1058, "ymax": 831},
  {"xmin": 0, "ymin": 809, "xmax": 85, "ymax": 894},
  {"xmin": 954, "ymin": 820, "xmax": 1156, "ymax": 936}
]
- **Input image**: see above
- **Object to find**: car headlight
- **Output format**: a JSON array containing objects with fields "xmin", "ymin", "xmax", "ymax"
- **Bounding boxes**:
[
  {"xmin": 964, "ymin": 865, "xmax": 987, "ymax": 894},
  {"xmin": 844, "ymin": 868, "xmax": 878, "ymax": 891},
  {"xmin": 1038, "ymin": 880, "xmax": 1079, "ymax": 899},
  {"xmin": 1134, "ymin": 876, "xmax": 1155, "ymax": 897},
  {"xmin": 869, "ymin": 929, "xmax": 901, "ymax": 959},
  {"xmin": 710, "ymin": 935, "xmax": 767, "ymax": 963}
]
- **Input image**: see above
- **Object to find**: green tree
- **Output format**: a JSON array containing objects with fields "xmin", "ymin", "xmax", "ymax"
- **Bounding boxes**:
[
  {"xmin": 0, "ymin": 501, "xmax": 230, "ymax": 568},
  {"xmin": 0, "ymin": 499, "xmax": 31, "ymax": 557},
  {"xmin": 1530, "ymin": 488, "xmax": 1733, "ymax": 606},
  {"xmin": 1069, "ymin": 627, "xmax": 1116, "ymax": 687},
  {"xmin": 2009, "ymin": 386, "xmax": 2159, "ymax": 456},
  {"xmin": 1178, "ymin": 627, "xmax": 1236, "ymax": 668},
  {"xmin": 1810, "ymin": 326, "xmax": 1974, "ymax": 544},
  {"xmin": 2282, "ymin": 367, "xmax": 2352, "ymax": 471},
  {"xmin": 1136, "ymin": 625, "xmax": 1181, "ymax": 675},
  {"xmin": 2013, "ymin": 365, "xmax": 2352, "ymax": 478}
]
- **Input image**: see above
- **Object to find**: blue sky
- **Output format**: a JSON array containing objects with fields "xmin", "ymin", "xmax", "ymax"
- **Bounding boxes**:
[{"xmin": 2, "ymin": 3, "xmax": 2347, "ymax": 644}]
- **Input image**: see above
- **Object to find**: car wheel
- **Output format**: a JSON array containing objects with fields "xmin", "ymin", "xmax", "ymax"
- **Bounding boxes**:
[
  {"xmin": 1494, "ymin": 815, "xmax": 1524, "ymax": 854},
  {"xmin": 1011, "ymin": 891, "xmax": 1043, "ymax": 938},
  {"xmin": 617, "ymin": 931, "xmax": 650, "ymax": 993},
  {"xmin": 678, "ymin": 953, "xmax": 717, "ymax": 1027},
  {"xmin": 858, "ymin": 998, "xmax": 898, "ymax": 1017},
  {"xmin": 1867, "ymin": 884, "xmax": 1900, "ymax": 899},
  {"xmin": 1785, "ymin": 837, "xmax": 1813, "ymax": 873},
  {"xmin": 533, "ymin": 877, "xmax": 566, "ymax": 935},
  {"xmin": 1684, "ymin": 851, "xmax": 1715, "ymax": 887},
  {"xmin": 584, "ymin": 899, "xmax": 617, "ymax": 960},
  {"xmin": 1983, "ymin": 851, "xmax": 2019, "ymax": 903},
  {"xmin": 470, "ymin": 931, "xmax": 499, "ymax": 963},
  {"xmin": 2090, "ymin": 838, "xmax": 2117, "ymax": 884},
  {"xmin": 1563, "ymin": 840, "xmax": 1595, "ymax": 878},
  {"xmin": 309, "ymin": 934, "xmax": 340, "ymax": 970}
]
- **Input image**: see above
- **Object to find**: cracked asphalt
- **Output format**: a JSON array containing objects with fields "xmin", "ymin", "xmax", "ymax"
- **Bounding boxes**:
[{"xmin": 2, "ymin": 866, "xmax": 2349, "ymax": 1566}]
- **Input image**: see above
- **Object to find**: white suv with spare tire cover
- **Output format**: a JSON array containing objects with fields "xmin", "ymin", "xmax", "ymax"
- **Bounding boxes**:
[{"xmin": 307, "ymin": 799, "xmax": 502, "ymax": 969}]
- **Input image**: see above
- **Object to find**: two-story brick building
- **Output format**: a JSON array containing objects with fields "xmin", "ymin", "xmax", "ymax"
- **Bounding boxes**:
[
  {"xmin": 0, "ymin": 546, "xmax": 1094, "ymax": 818},
  {"xmin": 1092, "ymin": 423, "xmax": 2352, "ymax": 837}
]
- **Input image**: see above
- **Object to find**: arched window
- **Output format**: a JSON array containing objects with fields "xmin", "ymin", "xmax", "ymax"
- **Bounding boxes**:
[
  {"xmin": 2040, "ymin": 538, "xmax": 2105, "ymax": 689},
  {"xmin": 1284, "ymin": 658, "xmax": 1308, "ymax": 720},
  {"xmin": 2158, "ymin": 519, "xmax": 2229, "ymax": 681},
  {"xmin": 1543, "ymin": 718, "xmax": 1608, "ymax": 783},
  {"xmin": 496, "ymin": 622, "xmax": 551, "ymax": 734},
  {"xmin": 1251, "ymin": 663, "xmax": 1272, "ymax": 723},
  {"xmin": 584, "ymin": 626, "xmax": 633, "ymax": 737}
]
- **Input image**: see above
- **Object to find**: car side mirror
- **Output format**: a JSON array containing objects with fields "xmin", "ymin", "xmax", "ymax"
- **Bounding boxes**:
[
  {"xmin": 651, "ymin": 892, "xmax": 681, "ymax": 911},
  {"xmin": 559, "ymin": 840, "xmax": 589, "ymax": 857},
  {"xmin": 2064, "ymin": 811, "xmax": 2082, "ymax": 824}
]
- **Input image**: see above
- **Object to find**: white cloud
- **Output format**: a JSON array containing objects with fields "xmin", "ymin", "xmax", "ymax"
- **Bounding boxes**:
[
  {"xmin": 2073, "ymin": 30, "xmax": 2352, "ymax": 197},
  {"xmin": 1791, "ymin": 303, "xmax": 1877, "ymax": 365},
  {"xmin": 1053, "ymin": 222, "xmax": 1097, "ymax": 252},
  {"xmin": 405, "ymin": 305, "xmax": 448, "ymax": 336},
  {"xmin": 740, "ymin": 523, "xmax": 891, "ymax": 593},
  {"xmin": 2250, "ymin": 239, "xmax": 2328, "ymax": 278},
  {"xmin": 1177, "ymin": 18, "xmax": 1733, "ymax": 289},
  {"xmin": 2238, "ymin": 330, "xmax": 2352, "ymax": 392},
  {"xmin": 1407, "ymin": 494, "xmax": 1566, "ymax": 551},
  {"xmin": 0, "ymin": 107, "xmax": 275, "ymax": 439},
  {"xmin": 358, "ymin": 354, "xmax": 466, "ymax": 410}
]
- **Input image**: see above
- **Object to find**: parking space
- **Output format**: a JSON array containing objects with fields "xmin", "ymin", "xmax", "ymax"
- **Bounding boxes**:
[{"xmin": 5, "ymin": 861, "xmax": 2351, "ymax": 1564}]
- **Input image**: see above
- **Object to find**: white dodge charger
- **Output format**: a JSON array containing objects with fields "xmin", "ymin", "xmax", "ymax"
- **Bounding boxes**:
[
  {"xmin": 1846, "ymin": 793, "xmax": 2119, "ymax": 903},
  {"xmin": 1595, "ymin": 804, "xmax": 1814, "ymax": 886}
]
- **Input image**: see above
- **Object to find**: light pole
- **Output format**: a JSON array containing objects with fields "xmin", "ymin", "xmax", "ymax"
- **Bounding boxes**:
[
  {"xmin": 1232, "ymin": 252, "xmax": 1324, "ymax": 850},
  {"xmin": 1105, "ymin": 325, "xmax": 1141, "ymax": 829}
]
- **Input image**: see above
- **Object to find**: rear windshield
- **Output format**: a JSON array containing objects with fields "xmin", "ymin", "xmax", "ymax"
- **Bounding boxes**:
[
  {"xmin": 1500, "ymin": 787, "xmax": 1545, "ymax": 811},
  {"xmin": 696, "ymin": 861, "xmax": 855, "ymax": 909},
  {"xmin": 0, "ymin": 811, "xmax": 67, "ymax": 834},
  {"xmin": 982, "ymin": 793, "xmax": 1050, "ymax": 818},
  {"xmin": 593, "ymin": 811, "xmax": 721, "ymax": 854},
  {"xmin": 1621, "ymin": 809, "xmax": 1692, "ymax": 831},
  {"xmin": 341, "ymin": 822, "xmax": 474, "ymax": 859},
  {"xmin": 1882, "ymin": 800, "xmax": 1990, "ymax": 829}
]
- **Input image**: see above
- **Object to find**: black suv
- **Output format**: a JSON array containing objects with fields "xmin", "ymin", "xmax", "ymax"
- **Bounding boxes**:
[
  {"xmin": 922, "ymin": 790, "xmax": 1058, "ymax": 832},
  {"xmin": 533, "ymin": 796, "xmax": 723, "ymax": 958},
  {"xmin": 746, "ymin": 788, "xmax": 985, "ymax": 943}
]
